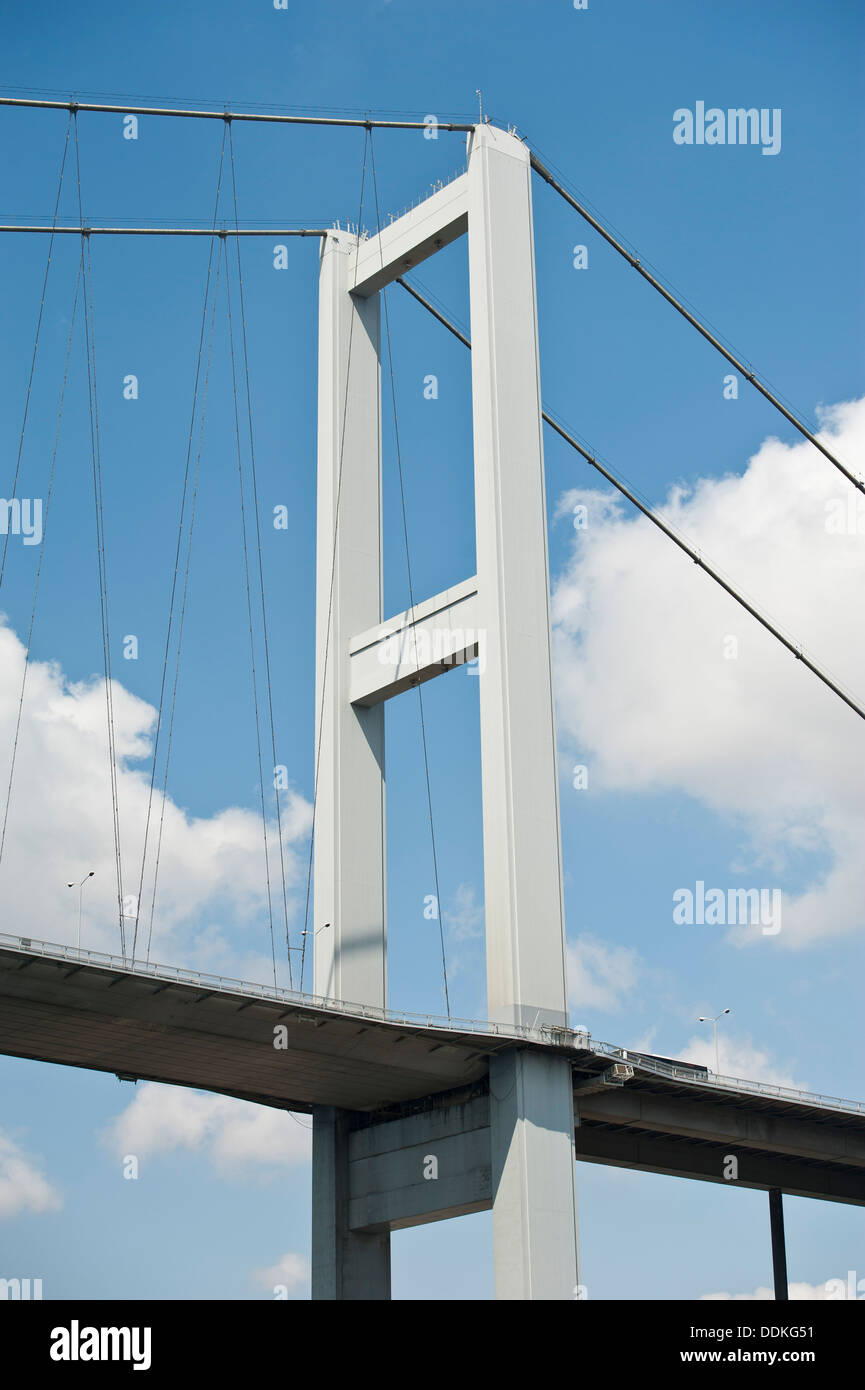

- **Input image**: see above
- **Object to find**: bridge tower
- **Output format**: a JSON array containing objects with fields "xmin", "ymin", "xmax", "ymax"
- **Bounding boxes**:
[{"xmin": 311, "ymin": 124, "xmax": 579, "ymax": 1300}]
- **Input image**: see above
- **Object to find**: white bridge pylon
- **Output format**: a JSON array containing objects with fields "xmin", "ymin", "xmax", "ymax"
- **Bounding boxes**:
[{"xmin": 312, "ymin": 124, "xmax": 579, "ymax": 1300}]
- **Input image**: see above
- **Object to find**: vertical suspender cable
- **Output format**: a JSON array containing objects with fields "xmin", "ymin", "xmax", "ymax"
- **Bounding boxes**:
[
  {"xmin": 73, "ymin": 113, "xmax": 126, "ymax": 954},
  {"xmin": 0, "ymin": 257, "xmax": 84, "ymax": 870},
  {"xmin": 131, "ymin": 129, "xmax": 228, "ymax": 965},
  {"xmin": 226, "ymin": 122, "xmax": 294, "ymax": 987},
  {"xmin": 0, "ymin": 113, "xmax": 72, "ymax": 593},
  {"xmin": 368, "ymin": 133, "xmax": 451, "ymax": 1018},
  {"xmin": 299, "ymin": 131, "xmax": 370, "ymax": 994},
  {"xmin": 224, "ymin": 194, "xmax": 279, "ymax": 990},
  {"xmin": 144, "ymin": 239, "xmax": 225, "ymax": 964}
]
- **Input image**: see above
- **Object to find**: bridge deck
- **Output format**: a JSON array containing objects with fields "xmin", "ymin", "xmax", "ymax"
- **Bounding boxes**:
[{"xmin": 0, "ymin": 937, "xmax": 863, "ymax": 1204}]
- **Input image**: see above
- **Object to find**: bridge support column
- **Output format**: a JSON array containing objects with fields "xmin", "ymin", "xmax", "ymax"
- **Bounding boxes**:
[
  {"xmin": 769, "ymin": 1187, "xmax": 789, "ymax": 1301},
  {"xmin": 312, "ymin": 228, "xmax": 386, "ymax": 1011},
  {"xmin": 312, "ymin": 1107, "xmax": 391, "ymax": 1301},
  {"xmin": 489, "ymin": 1051, "xmax": 579, "ymax": 1300},
  {"xmin": 311, "ymin": 125, "xmax": 579, "ymax": 1300},
  {"xmin": 468, "ymin": 124, "xmax": 569, "ymax": 1037},
  {"xmin": 312, "ymin": 230, "xmax": 389, "ymax": 1298},
  {"xmin": 467, "ymin": 124, "xmax": 579, "ymax": 1298}
]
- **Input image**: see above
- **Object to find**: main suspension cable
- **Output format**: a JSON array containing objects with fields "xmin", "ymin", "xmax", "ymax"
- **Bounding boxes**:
[
  {"xmin": 2, "ymin": 95, "xmax": 857, "ymax": 503},
  {"xmin": 0, "ymin": 95, "xmax": 473, "ymax": 131},
  {"xmin": 0, "ymin": 225, "xmax": 328, "ymax": 236},
  {"xmin": 528, "ymin": 151, "xmax": 864, "ymax": 498},
  {"xmin": 397, "ymin": 275, "xmax": 865, "ymax": 727}
]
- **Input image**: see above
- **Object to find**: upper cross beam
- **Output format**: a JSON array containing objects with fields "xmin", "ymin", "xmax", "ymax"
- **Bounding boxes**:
[{"xmin": 349, "ymin": 173, "xmax": 469, "ymax": 297}]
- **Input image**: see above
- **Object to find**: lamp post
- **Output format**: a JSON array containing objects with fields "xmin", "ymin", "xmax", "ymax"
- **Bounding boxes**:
[
  {"xmin": 698, "ymin": 1007, "xmax": 731, "ymax": 1075},
  {"xmin": 67, "ymin": 871, "xmax": 94, "ymax": 950}
]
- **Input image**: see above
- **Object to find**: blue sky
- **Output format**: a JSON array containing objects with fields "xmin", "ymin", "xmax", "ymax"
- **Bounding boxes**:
[{"xmin": 0, "ymin": 0, "xmax": 863, "ymax": 1300}]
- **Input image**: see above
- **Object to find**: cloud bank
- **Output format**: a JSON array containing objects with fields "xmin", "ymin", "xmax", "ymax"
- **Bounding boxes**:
[
  {"xmin": 0, "ymin": 1129, "xmax": 62, "ymax": 1219},
  {"xmin": 101, "ymin": 1082, "xmax": 311, "ymax": 1174},
  {"xmin": 553, "ymin": 398, "xmax": 865, "ymax": 949},
  {"xmin": 0, "ymin": 623, "xmax": 311, "ymax": 980}
]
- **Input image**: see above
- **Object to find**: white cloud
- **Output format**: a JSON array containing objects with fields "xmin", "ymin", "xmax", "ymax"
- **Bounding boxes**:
[
  {"xmin": 0, "ymin": 1129, "xmax": 62, "ymax": 1219},
  {"xmin": 567, "ymin": 934, "xmax": 643, "ymax": 1013},
  {"xmin": 447, "ymin": 882, "xmax": 484, "ymax": 941},
  {"xmin": 676, "ymin": 1033, "xmax": 800, "ymax": 1089},
  {"xmin": 438, "ymin": 882, "xmax": 486, "ymax": 988},
  {"xmin": 703, "ymin": 1275, "xmax": 863, "ymax": 1300},
  {"xmin": 101, "ymin": 1082, "xmax": 311, "ymax": 1174},
  {"xmin": 250, "ymin": 1252, "xmax": 310, "ymax": 1297},
  {"xmin": 552, "ymin": 398, "xmax": 865, "ymax": 949},
  {"xmin": 0, "ymin": 624, "xmax": 311, "ymax": 980}
]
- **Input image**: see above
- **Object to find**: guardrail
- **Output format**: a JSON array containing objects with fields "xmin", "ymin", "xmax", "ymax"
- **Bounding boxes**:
[
  {"xmin": 588, "ymin": 1039, "xmax": 865, "ymax": 1118},
  {"xmin": 1, "ymin": 932, "xmax": 862, "ymax": 1118},
  {"xmin": 0, "ymin": 932, "xmax": 588, "ymax": 1051}
]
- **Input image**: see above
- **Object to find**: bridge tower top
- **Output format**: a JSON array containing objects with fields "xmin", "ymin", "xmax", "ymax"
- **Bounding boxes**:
[{"xmin": 313, "ymin": 123, "xmax": 569, "ymax": 1032}]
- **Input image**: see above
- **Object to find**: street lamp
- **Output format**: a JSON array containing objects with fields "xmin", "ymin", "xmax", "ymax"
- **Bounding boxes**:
[
  {"xmin": 286, "ymin": 925, "xmax": 331, "ymax": 958},
  {"xmin": 67, "ymin": 871, "xmax": 94, "ymax": 950},
  {"xmin": 698, "ymin": 1008, "xmax": 731, "ymax": 1075},
  {"xmin": 300, "ymin": 923, "xmax": 330, "ymax": 941}
]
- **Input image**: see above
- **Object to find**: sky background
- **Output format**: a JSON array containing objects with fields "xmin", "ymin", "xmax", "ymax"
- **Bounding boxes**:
[{"xmin": 0, "ymin": 0, "xmax": 863, "ymax": 1301}]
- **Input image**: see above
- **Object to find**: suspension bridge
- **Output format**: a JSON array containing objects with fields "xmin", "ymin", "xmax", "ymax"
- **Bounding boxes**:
[{"xmin": 0, "ymin": 95, "xmax": 863, "ymax": 1300}]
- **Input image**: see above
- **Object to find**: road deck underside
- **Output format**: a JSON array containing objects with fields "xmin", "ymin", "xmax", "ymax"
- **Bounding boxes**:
[{"xmin": 0, "ymin": 942, "xmax": 862, "ymax": 1217}]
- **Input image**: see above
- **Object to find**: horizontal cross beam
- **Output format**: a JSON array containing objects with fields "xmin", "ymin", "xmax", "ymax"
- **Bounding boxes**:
[
  {"xmin": 349, "ymin": 577, "xmax": 481, "ymax": 707},
  {"xmin": 347, "ymin": 1084, "xmax": 865, "ymax": 1234},
  {"xmin": 348, "ymin": 1096, "xmax": 492, "ymax": 1231},
  {"xmin": 349, "ymin": 173, "xmax": 468, "ymax": 297}
]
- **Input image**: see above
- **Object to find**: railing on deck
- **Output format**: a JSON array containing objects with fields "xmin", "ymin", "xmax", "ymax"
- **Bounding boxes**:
[{"xmin": 1, "ymin": 932, "xmax": 862, "ymax": 1117}]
